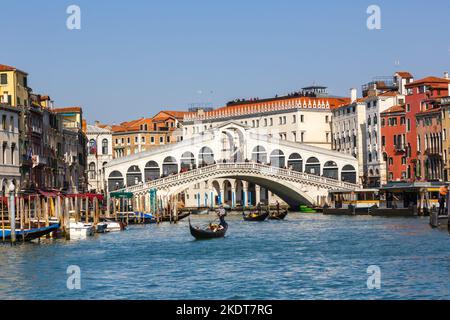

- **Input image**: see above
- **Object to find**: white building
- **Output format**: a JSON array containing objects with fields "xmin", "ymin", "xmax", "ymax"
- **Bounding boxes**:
[
  {"xmin": 332, "ymin": 72, "xmax": 413, "ymax": 187},
  {"xmin": 86, "ymin": 123, "xmax": 113, "ymax": 193},
  {"xmin": 183, "ymin": 86, "xmax": 350, "ymax": 150},
  {"xmin": 0, "ymin": 104, "xmax": 20, "ymax": 194}
]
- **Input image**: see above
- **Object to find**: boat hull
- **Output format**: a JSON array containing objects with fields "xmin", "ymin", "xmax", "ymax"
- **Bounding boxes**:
[
  {"xmin": 268, "ymin": 210, "xmax": 288, "ymax": 220},
  {"xmin": 1, "ymin": 224, "xmax": 60, "ymax": 242},
  {"xmin": 243, "ymin": 211, "xmax": 269, "ymax": 221}
]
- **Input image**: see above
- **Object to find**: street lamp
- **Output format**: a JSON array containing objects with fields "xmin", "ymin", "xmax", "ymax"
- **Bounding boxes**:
[{"xmin": 8, "ymin": 182, "xmax": 15, "ymax": 243}]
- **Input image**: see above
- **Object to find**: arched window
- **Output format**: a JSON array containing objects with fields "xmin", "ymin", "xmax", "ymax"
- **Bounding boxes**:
[
  {"xmin": 251, "ymin": 146, "xmax": 267, "ymax": 163},
  {"xmin": 88, "ymin": 162, "xmax": 96, "ymax": 179},
  {"xmin": 89, "ymin": 139, "xmax": 96, "ymax": 155},
  {"xmin": 270, "ymin": 150, "xmax": 285, "ymax": 168},
  {"xmin": 126, "ymin": 165, "xmax": 142, "ymax": 186},
  {"xmin": 341, "ymin": 165, "xmax": 357, "ymax": 183},
  {"xmin": 145, "ymin": 161, "xmax": 160, "ymax": 181},
  {"xmin": 181, "ymin": 152, "xmax": 196, "ymax": 171},
  {"xmin": 163, "ymin": 156, "xmax": 178, "ymax": 176},
  {"xmin": 108, "ymin": 171, "xmax": 124, "ymax": 191},
  {"xmin": 323, "ymin": 161, "xmax": 338, "ymax": 180},
  {"xmin": 288, "ymin": 153, "xmax": 303, "ymax": 172},
  {"xmin": 198, "ymin": 147, "xmax": 214, "ymax": 167},
  {"xmin": 102, "ymin": 139, "xmax": 108, "ymax": 155},
  {"xmin": 305, "ymin": 157, "xmax": 320, "ymax": 176}
]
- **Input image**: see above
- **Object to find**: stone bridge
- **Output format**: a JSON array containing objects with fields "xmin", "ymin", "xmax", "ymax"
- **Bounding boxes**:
[{"xmin": 104, "ymin": 121, "xmax": 359, "ymax": 209}]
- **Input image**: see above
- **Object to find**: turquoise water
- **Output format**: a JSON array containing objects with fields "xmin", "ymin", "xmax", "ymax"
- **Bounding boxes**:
[{"xmin": 0, "ymin": 214, "xmax": 449, "ymax": 300}]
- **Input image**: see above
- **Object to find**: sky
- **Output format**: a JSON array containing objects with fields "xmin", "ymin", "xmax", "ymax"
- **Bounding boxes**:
[{"xmin": 1, "ymin": 0, "xmax": 449, "ymax": 124}]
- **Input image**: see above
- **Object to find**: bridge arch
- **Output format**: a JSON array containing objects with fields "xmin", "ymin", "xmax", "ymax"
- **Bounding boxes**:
[
  {"xmin": 199, "ymin": 147, "xmax": 215, "ymax": 167},
  {"xmin": 108, "ymin": 171, "xmax": 125, "ymax": 191},
  {"xmin": 145, "ymin": 161, "xmax": 160, "ymax": 181},
  {"xmin": 181, "ymin": 152, "xmax": 196, "ymax": 171},
  {"xmin": 305, "ymin": 157, "xmax": 320, "ymax": 176},
  {"xmin": 323, "ymin": 161, "xmax": 338, "ymax": 180},
  {"xmin": 252, "ymin": 146, "xmax": 267, "ymax": 163},
  {"xmin": 163, "ymin": 156, "xmax": 178, "ymax": 176},
  {"xmin": 270, "ymin": 149, "xmax": 286, "ymax": 168},
  {"xmin": 341, "ymin": 165, "xmax": 357, "ymax": 184},
  {"xmin": 127, "ymin": 165, "xmax": 142, "ymax": 186},
  {"xmin": 288, "ymin": 153, "xmax": 303, "ymax": 172}
]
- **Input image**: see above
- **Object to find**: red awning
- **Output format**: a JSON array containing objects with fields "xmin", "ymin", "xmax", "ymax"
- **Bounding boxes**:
[{"xmin": 38, "ymin": 190, "xmax": 60, "ymax": 197}]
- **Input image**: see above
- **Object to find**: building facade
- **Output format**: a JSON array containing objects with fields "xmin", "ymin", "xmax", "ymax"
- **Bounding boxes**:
[
  {"xmin": 380, "ymin": 105, "xmax": 407, "ymax": 182},
  {"xmin": 0, "ymin": 104, "xmax": 20, "ymax": 194},
  {"xmin": 183, "ymin": 86, "xmax": 350, "ymax": 149},
  {"xmin": 405, "ymin": 75, "xmax": 450, "ymax": 181},
  {"xmin": 86, "ymin": 123, "xmax": 113, "ymax": 193},
  {"xmin": 440, "ymin": 96, "xmax": 450, "ymax": 181}
]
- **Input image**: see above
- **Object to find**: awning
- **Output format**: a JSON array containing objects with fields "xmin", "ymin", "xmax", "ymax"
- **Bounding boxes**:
[
  {"xmin": 65, "ymin": 193, "xmax": 104, "ymax": 201},
  {"xmin": 110, "ymin": 192, "xmax": 133, "ymax": 199},
  {"xmin": 38, "ymin": 190, "xmax": 60, "ymax": 197}
]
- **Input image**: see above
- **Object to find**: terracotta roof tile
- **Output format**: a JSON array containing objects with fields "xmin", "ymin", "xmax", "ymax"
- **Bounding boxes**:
[
  {"xmin": 53, "ymin": 107, "xmax": 82, "ymax": 113},
  {"xmin": 381, "ymin": 105, "xmax": 405, "ymax": 115}
]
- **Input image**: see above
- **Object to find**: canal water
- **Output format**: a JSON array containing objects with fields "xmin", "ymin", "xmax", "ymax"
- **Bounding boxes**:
[{"xmin": 0, "ymin": 214, "xmax": 449, "ymax": 300}]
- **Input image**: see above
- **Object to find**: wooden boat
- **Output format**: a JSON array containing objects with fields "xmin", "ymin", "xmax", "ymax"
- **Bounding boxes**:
[
  {"xmin": 159, "ymin": 211, "xmax": 191, "ymax": 222},
  {"xmin": 0, "ymin": 224, "xmax": 59, "ymax": 242},
  {"xmin": 189, "ymin": 217, "xmax": 228, "ymax": 240},
  {"xmin": 268, "ymin": 210, "xmax": 288, "ymax": 220},
  {"xmin": 104, "ymin": 220, "xmax": 126, "ymax": 232},
  {"xmin": 243, "ymin": 210, "xmax": 269, "ymax": 221}
]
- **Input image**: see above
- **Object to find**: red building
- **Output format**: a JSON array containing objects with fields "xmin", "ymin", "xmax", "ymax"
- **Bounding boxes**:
[
  {"xmin": 415, "ymin": 106, "xmax": 442, "ymax": 181},
  {"xmin": 404, "ymin": 76, "xmax": 450, "ymax": 180},
  {"xmin": 381, "ymin": 105, "xmax": 407, "ymax": 182}
]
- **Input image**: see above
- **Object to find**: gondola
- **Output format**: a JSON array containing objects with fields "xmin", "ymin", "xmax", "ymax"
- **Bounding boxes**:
[
  {"xmin": 1, "ymin": 224, "xmax": 60, "ymax": 242},
  {"xmin": 189, "ymin": 216, "xmax": 228, "ymax": 240},
  {"xmin": 268, "ymin": 210, "xmax": 288, "ymax": 220},
  {"xmin": 243, "ymin": 210, "xmax": 269, "ymax": 222}
]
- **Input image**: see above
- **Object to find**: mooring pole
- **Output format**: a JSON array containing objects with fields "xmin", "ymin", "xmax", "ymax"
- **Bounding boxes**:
[{"xmin": 8, "ymin": 182, "xmax": 16, "ymax": 244}]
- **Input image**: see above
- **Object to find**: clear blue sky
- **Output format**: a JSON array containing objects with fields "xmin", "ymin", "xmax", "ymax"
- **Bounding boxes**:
[{"xmin": 1, "ymin": 0, "xmax": 449, "ymax": 124}]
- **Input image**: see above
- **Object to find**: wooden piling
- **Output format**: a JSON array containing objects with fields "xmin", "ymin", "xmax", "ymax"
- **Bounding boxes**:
[
  {"xmin": 28, "ymin": 196, "xmax": 31, "ymax": 230},
  {"xmin": 1, "ymin": 195, "xmax": 5, "ymax": 242}
]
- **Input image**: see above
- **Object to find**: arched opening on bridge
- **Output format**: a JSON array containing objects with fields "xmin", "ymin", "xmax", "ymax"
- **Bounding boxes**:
[
  {"xmin": 323, "ymin": 161, "xmax": 338, "ymax": 180},
  {"xmin": 126, "ymin": 166, "xmax": 142, "ymax": 186},
  {"xmin": 212, "ymin": 180, "xmax": 221, "ymax": 206},
  {"xmin": 288, "ymin": 153, "xmax": 303, "ymax": 172},
  {"xmin": 108, "ymin": 171, "xmax": 124, "ymax": 191},
  {"xmin": 235, "ymin": 180, "xmax": 244, "ymax": 207},
  {"xmin": 163, "ymin": 156, "xmax": 178, "ymax": 176},
  {"xmin": 144, "ymin": 161, "xmax": 160, "ymax": 181},
  {"xmin": 305, "ymin": 157, "xmax": 320, "ymax": 176},
  {"xmin": 180, "ymin": 152, "xmax": 196, "ymax": 172},
  {"xmin": 199, "ymin": 147, "xmax": 215, "ymax": 167},
  {"xmin": 270, "ymin": 149, "xmax": 286, "ymax": 168},
  {"xmin": 341, "ymin": 165, "xmax": 357, "ymax": 184},
  {"xmin": 223, "ymin": 180, "xmax": 233, "ymax": 207},
  {"xmin": 251, "ymin": 146, "xmax": 267, "ymax": 163}
]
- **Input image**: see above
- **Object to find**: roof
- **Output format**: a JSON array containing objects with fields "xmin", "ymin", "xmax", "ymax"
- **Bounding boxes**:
[
  {"xmin": 395, "ymin": 71, "xmax": 413, "ymax": 78},
  {"xmin": 86, "ymin": 124, "xmax": 111, "ymax": 134},
  {"xmin": 185, "ymin": 96, "xmax": 350, "ymax": 122},
  {"xmin": 380, "ymin": 105, "xmax": 405, "ymax": 115},
  {"xmin": 0, "ymin": 64, "xmax": 28, "ymax": 75},
  {"xmin": 53, "ymin": 107, "xmax": 82, "ymax": 113},
  {"xmin": 416, "ymin": 107, "xmax": 441, "ymax": 116},
  {"xmin": 405, "ymin": 76, "xmax": 450, "ymax": 88}
]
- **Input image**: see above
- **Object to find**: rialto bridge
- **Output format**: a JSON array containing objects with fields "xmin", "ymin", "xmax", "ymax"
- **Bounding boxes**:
[{"xmin": 104, "ymin": 122, "xmax": 359, "ymax": 209}]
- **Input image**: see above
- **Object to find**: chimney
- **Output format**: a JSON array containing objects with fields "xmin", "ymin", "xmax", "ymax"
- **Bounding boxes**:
[
  {"xmin": 95, "ymin": 120, "xmax": 100, "ymax": 126},
  {"xmin": 444, "ymin": 71, "xmax": 449, "ymax": 79},
  {"xmin": 350, "ymin": 88, "xmax": 357, "ymax": 103}
]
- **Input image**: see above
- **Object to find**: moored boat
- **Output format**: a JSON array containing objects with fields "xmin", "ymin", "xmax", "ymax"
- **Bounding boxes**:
[
  {"xmin": 0, "ymin": 224, "xmax": 60, "ymax": 242},
  {"xmin": 104, "ymin": 220, "xmax": 126, "ymax": 232},
  {"xmin": 69, "ymin": 222, "xmax": 95, "ymax": 239}
]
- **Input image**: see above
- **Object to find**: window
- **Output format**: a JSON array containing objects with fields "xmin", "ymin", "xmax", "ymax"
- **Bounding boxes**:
[
  {"xmin": 406, "ymin": 104, "xmax": 411, "ymax": 112},
  {"xmin": 269, "ymin": 118, "xmax": 273, "ymax": 126},
  {"xmin": 102, "ymin": 139, "xmax": 108, "ymax": 155},
  {"xmin": 407, "ymin": 119, "xmax": 411, "ymax": 132},
  {"xmin": 2, "ymin": 115, "xmax": 6, "ymax": 130},
  {"xmin": 11, "ymin": 143, "xmax": 15, "ymax": 165},
  {"xmin": 300, "ymin": 115, "xmax": 304, "ymax": 123},
  {"xmin": 135, "ymin": 136, "xmax": 138, "ymax": 143},
  {"xmin": 9, "ymin": 116, "xmax": 13, "ymax": 132},
  {"xmin": 325, "ymin": 115, "xmax": 329, "ymax": 123},
  {"xmin": 293, "ymin": 115, "xmax": 296, "ymax": 123},
  {"xmin": 159, "ymin": 136, "xmax": 163, "ymax": 143},
  {"xmin": 127, "ymin": 137, "xmax": 130, "ymax": 144},
  {"xmin": 0, "ymin": 74, "xmax": 7, "ymax": 85},
  {"xmin": 301, "ymin": 132, "xmax": 305, "ymax": 142},
  {"xmin": 142, "ymin": 137, "xmax": 145, "ymax": 143},
  {"xmin": 151, "ymin": 136, "xmax": 155, "ymax": 144}
]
